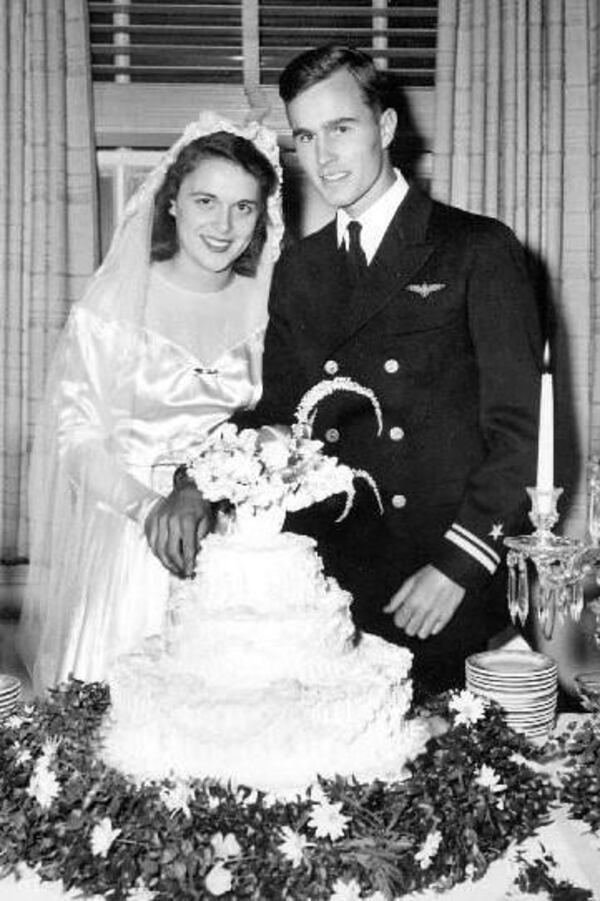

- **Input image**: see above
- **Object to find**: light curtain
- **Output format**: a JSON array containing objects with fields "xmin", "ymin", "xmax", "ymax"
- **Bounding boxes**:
[
  {"xmin": 432, "ymin": 0, "xmax": 600, "ymax": 537},
  {"xmin": 0, "ymin": 0, "xmax": 98, "ymax": 561}
]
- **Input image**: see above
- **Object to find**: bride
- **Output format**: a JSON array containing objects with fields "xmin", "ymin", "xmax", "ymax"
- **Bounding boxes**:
[{"xmin": 17, "ymin": 113, "xmax": 283, "ymax": 694}]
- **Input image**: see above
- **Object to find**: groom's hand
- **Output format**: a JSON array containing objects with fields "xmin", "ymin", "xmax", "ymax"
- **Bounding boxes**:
[
  {"xmin": 383, "ymin": 565, "xmax": 465, "ymax": 640},
  {"xmin": 144, "ymin": 486, "xmax": 212, "ymax": 579}
]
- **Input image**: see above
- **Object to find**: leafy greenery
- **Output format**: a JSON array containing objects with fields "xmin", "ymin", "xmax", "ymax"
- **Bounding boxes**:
[
  {"xmin": 515, "ymin": 850, "xmax": 594, "ymax": 901},
  {"xmin": 0, "ymin": 681, "xmax": 586, "ymax": 900},
  {"xmin": 554, "ymin": 714, "xmax": 600, "ymax": 833}
]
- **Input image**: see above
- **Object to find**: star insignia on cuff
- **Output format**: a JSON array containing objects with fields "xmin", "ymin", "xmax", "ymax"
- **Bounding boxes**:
[{"xmin": 489, "ymin": 523, "xmax": 504, "ymax": 541}]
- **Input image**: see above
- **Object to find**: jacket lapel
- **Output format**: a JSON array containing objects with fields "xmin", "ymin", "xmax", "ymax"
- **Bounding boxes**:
[{"xmin": 330, "ymin": 185, "xmax": 435, "ymax": 353}]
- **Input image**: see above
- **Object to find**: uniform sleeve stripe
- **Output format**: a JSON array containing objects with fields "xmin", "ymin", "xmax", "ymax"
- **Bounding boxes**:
[
  {"xmin": 444, "ymin": 530, "xmax": 498, "ymax": 575},
  {"xmin": 451, "ymin": 522, "xmax": 501, "ymax": 565}
]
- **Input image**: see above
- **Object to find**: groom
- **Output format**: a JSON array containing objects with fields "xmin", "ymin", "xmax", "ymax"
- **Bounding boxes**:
[{"xmin": 150, "ymin": 45, "xmax": 543, "ymax": 692}]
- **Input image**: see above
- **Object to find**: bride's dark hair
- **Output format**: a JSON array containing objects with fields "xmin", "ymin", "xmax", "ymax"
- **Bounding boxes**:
[{"xmin": 151, "ymin": 130, "xmax": 278, "ymax": 277}]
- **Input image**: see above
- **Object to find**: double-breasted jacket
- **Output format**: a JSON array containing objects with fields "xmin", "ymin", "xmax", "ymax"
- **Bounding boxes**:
[{"xmin": 239, "ymin": 185, "xmax": 543, "ymax": 679}]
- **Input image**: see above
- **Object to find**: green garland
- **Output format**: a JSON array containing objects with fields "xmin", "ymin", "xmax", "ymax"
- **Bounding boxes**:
[{"xmin": 0, "ymin": 681, "xmax": 589, "ymax": 900}]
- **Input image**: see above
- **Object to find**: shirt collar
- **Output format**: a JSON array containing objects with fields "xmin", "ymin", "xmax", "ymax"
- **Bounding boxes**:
[{"xmin": 336, "ymin": 169, "xmax": 409, "ymax": 264}]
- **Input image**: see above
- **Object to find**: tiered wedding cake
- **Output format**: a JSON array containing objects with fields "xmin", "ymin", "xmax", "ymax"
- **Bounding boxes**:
[
  {"xmin": 103, "ymin": 528, "xmax": 426, "ymax": 796},
  {"xmin": 102, "ymin": 379, "xmax": 428, "ymax": 797}
]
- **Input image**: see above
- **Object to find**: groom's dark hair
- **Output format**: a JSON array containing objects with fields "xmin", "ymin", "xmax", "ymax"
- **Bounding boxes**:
[{"xmin": 279, "ymin": 44, "xmax": 393, "ymax": 115}]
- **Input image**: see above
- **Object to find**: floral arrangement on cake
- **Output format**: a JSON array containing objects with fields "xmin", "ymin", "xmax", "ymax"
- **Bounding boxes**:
[
  {"xmin": 1, "ymin": 681, "xmax": 596, "ymax": 900},
  {"xmin": 187, "ymin": 377, "xmax": 383, "ymax": 525}
]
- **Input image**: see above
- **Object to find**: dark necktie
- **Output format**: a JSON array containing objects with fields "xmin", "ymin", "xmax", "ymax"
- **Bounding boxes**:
[{"xmin": 346, "ymin": 220, "xmax": 367, "ymax": 285}]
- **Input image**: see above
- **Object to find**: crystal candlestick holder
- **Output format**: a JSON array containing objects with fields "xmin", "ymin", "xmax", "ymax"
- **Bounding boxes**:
[{"xmin": 505, "ymin": 486, "xmax": 592, "ymax": 638}]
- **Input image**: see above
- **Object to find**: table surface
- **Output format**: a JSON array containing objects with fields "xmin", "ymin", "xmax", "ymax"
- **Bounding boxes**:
[
  {"xmin": 1, "ymin": 633, "xmax": 597, "ymax": 900},
  {"xmin": 2, "ymin": 714, "xmax": 600, "ymax": 901}
]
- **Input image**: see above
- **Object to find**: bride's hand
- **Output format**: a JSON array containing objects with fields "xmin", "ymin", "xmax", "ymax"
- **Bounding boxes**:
[{"xmin": 144, "ymin": 486, "xmax": 212, "ymax": 579}]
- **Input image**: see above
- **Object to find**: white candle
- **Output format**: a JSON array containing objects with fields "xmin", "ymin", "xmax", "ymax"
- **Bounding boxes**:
[{"xmin": 536, "ymin": 342, "xmax": 554, "ymax": 511}]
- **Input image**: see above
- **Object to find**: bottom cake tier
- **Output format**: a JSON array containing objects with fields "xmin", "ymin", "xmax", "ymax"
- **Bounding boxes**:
[
  {"xmin": 102, "ymin": 631, "xmax": 428, "ymax": 796},
  {"xmin": 102, "ymin": 530, "xmax": 429, "ymax": 796}
]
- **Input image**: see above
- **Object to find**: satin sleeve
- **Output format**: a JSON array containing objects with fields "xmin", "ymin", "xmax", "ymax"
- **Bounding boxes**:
[{"xmin": 56, "ymin": 308, "xmax": 162, "ymax": 525}]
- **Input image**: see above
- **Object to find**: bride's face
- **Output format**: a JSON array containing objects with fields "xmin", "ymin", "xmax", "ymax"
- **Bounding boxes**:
[{"xmin": 170, "ymin": 157, "xmax": 262, "ymax": 280}]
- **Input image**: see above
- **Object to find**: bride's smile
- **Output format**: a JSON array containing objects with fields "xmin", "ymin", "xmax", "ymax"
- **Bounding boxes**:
[{"xmin": 169, "ymin": 157, "xmax": 262, "ymax": 290}]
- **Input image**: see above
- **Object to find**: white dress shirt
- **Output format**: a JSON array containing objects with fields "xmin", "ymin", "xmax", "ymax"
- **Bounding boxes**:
[{"xmin": 336, "ymin": 169, "xmax": 409, "ymax": 264}]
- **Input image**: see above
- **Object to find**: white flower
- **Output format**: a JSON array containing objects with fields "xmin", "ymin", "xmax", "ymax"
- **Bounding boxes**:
[
  {"xmin": 160, "ymin": 780, "xmax": 193, "ymax": 817},
  {"xmin": 365, "ymin": 893, "xmax": 388, "ymax": 901},
  {"xmin": 26, "ymin": 762, "xmax": 60, "ymax": 809},
  {"xmin": 249, "ymin": 476, "xmax": 286, "ymax": 508},
  {"xmin": 206, "ymin": 790, "xmax": 221, "ymax": 809},
  {"xmin": 210, "ymin": 831, "xmax": 242, "ymax": 859},
  {"xmin": 262, "ymin": 791, "xmax": 278, "ymax": 808},
  {"xmin": 277, "ymin": 826, "xmax": 310, "ymax": 867},
  {"xmin": 329, "ymin": 877, "xmax": 363, "ymax": 901},
  {"xmin": 475, "ymin": 764, "xmax": 507, "ymax": 794},
  {"xmin": 15, "ymin": 748, "xmax": 32, "ymax": 765},
  {"xmin": 308, "ymin": 800, "xmax": 350, "ymax": 841},
  {"xmin": 90, "ymin": 817, "xmax": 121, "ymax": 858},
  {"xmin": 415, "ymin": 829, "xmax": 442, "ymax": 870},
  {"xmin": 126, "ymin": 879, "xmax": 156, "ymax": 900},
  {"xmin": 188, "ymin": 397, "xmax": 381, "ymax": 519},
  {"xmin": 40, "ymin": 736, "xmax": 61, "ymax": 762},
  {"xmin": 5, "ymin": 715, "xmax": 24, "ymax": 729},
  {"xmin": 205, "ymin": 862, "xmax": 232, "ymax": 896},
  {"xmin": 260, "ymin": 438, "xmax": 291, "ymax": 471},
  {"xmin": 448, "ymin": 689, "xmax": 487, "ymax": 727}
]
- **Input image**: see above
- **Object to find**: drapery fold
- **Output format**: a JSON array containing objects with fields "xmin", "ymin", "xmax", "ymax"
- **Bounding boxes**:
[
  {"xmin": 0, "ymin": 0, "xmax": 98, "ymax": 560},
  {"xmin": 432, "ymin": 0, "xmax": 600, "ymax": 536}
]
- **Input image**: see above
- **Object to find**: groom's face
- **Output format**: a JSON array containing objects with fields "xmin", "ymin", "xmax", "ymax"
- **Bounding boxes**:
[{"xmin": 287, "ymin": 67, "xmax": 397, "ymax": 219}]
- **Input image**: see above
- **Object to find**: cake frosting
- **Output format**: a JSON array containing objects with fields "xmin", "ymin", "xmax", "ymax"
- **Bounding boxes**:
[{"xmin": 102, "ymin": 527, "xmax": 428, "ymax": 797}]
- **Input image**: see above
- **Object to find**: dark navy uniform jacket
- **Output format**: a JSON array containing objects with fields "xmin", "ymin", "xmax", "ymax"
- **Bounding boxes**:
[{"xmin": 237, "ymin": 185, "xmax": 543, "ymax": 689}]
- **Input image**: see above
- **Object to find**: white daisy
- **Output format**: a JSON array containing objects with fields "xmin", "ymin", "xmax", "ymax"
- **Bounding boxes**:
[
  {"xmin": 210, "ymin": 831, "xmax": 242, "ymax": 860},
  {"xmin": 90, "ymin": 817, "xmax": 121, "ymax": 858},
  {"xmin": 329, "ymin": 877, "xmax": 363, "ymax": 901},
  {"xmin": 277, "ymin": 826, "xmax": 310, "ymax": 867},
  {"xmin": 448, "ymin": 689, "xmax": 487, "ymax": 726},
  {"xmin": 476, "ymin": 764, "xmax": 507, "ymax": 794},
  {"xmin": 26, "ymin": 763, "xmax": 60, "ymax": 810},
  {"xmin": 204, "ymin": 862, "xmax": 232, "ymax": 896},
  {"xmin": 308, "ymin": 800, "xmax": 350, "ymax": 841},
  {"xmin": 160, "ymin": 780, "xmax": 193, "ymax": 817},
  {"xmin": 415, "ymin": 829, "xmax": 442, "ymax": 870},
  {"xmin": 126, "ymin": 878, "xmax": 156, "ymax": 900}
]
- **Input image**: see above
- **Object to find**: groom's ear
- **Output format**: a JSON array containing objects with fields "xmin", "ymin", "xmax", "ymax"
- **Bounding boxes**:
[{"xmin": 379, "ymin": 107, "xmax": 398, "ymax": 151}]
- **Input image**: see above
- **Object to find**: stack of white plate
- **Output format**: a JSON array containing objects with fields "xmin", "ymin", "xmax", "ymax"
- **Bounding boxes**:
[
  {"xmin": 0, "ymin": 674, "xmax": 21, "ymax": 720},
  {"xmin": 465, "ymin": 648, "xmax": 557, "ymax": 739}
]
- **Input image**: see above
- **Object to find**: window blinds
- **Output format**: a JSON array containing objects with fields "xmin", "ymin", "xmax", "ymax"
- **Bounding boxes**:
[{"xmin": 89, "ymin": 1, "xmax": 437, "ymax": 88}]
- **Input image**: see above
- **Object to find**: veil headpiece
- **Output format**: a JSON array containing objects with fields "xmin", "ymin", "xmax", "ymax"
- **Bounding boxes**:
[{"xmin": 83, "ymin": 111, "xmax": 284, "ymax": 327}]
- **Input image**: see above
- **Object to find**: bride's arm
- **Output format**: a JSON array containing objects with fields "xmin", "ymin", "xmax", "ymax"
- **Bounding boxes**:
[
  {"xmin": 56, "ymin": 307, "xmax": 212, "ymax": 577},
  {"xmin": 55, "ymin": 307, "xmax": 163, "ymax": 525}
]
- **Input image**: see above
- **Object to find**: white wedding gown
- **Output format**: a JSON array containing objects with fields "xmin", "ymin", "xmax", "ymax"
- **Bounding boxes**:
[{"xmin": 18, "ymin": 269, "xmax": 267, "ymax": 692}]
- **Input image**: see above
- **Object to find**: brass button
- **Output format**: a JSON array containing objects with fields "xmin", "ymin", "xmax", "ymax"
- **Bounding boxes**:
[
  {"xmin": 391, "ymin": 494, "xmax": 407, "ymax": 509},
  {"xmin": 324, "ymin": 359, "xmax": 339, "ymax": 376},
  {"xmin": 384, "ymin": 358, "xmax": 399, "ymax": 374},
  {"xmin": 389, "ymin": 426, "xmax": 404, "ymax": 441},
  {"xmin": 325, "ymin": 428, "xmax": 340, "ymax": 444}
]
